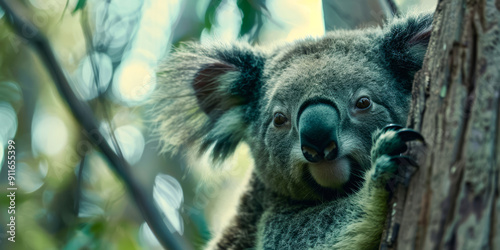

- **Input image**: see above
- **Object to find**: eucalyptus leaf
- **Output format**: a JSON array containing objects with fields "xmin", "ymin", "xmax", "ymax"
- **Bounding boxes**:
[{"xmin": 72, "ymin": 0, "xmax": 87, "ymax": 14}]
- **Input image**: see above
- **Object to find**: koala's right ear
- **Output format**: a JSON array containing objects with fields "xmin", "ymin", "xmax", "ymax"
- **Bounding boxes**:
[
  {"xmin": 381, "ymin": 13, "xmax": 433, "ymax": 90},
  {"xmin": 151, "ymin": 42, "xmax": 266, "ymax": 163}
]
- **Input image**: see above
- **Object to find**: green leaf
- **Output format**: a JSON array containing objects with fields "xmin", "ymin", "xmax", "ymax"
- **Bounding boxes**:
[
  {"xmin": 237, "ymin": 0, "xmax": 268, "ymax": 42},
  {"xmin": 72, "ymin": 0, "xmax": 87, "ymax": 14},
  {"xmin": 204, "ymin": 0, "xmax": 223, "ymax": 31}
]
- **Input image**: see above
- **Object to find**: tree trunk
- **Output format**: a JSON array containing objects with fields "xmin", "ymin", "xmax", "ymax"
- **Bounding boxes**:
[{"xmin": 381, "ymin": 0, "xmax": 500, "ymax": 249}]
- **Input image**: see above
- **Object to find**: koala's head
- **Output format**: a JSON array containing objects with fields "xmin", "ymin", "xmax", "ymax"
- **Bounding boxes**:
[{"xmin": 153, "ymin": 14, "xmax": 432, "ymax": 201}]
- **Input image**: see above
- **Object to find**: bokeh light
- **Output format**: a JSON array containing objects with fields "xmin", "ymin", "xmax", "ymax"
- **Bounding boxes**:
[
  {"xmin": 74, "ymin": 52, "xmax": 113, "ymax": 100},
  {"xmin": 17, "ymin": 161, "xmax": 47, "ymax": 193},
  {"xmin": 138, "ymin": 174, "xmax": 184, "ymax": 248},
  {"xmin": 153, "ymin": 174, "xmax": 184, "ymax": 234},
  {"xmin": 113, "ymin": 125, "xmax": 145, "ymax": 165},
  {"xmin": 99, "ymin": 122, "xmax": 145, "ymax": 165},
  {"xmin": 32, "ymin": 113, "xmax": 69, "ymax": 156},
  {"xmin": 112, "ymin": 60, "xmax": 156, "ymax": 105},
  {"xmin": 109, "ymin": 0, "xmax": 181, "ymax": 106},
  {"xmin": 139, "ymin": 222, "xmax": 162, "ymax": 250},
  {"xmin": 102, "ymin": 19, "xmax": 132, "ymax": 54},
  {"xmin": 259, "ymin": 0, "xmax": 325, "ymax": 43},
  {"xmin": 91, "ymin": 0, "xmax": 141, "ymax": 57},
  {"xmin": 0, "ymin": 102, "xmax": 18, "ymax": 144}
]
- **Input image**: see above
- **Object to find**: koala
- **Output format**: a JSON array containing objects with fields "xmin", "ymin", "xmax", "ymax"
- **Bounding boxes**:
[{"xmin": 152, "ymin": 13, "xmax": 432, "ymax": 249}]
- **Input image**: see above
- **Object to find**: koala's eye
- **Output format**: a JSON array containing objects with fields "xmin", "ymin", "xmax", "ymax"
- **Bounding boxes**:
[
  {"xmin": 273, "ymin": 112, "xmax": 288, "ymax": 126},
  {"xmin": 355, "ymin": 97, "xmax": 371, "ymax": 110}
]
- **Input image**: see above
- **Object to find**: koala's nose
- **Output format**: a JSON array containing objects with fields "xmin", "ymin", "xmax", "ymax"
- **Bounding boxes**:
[{"xmin": 298, "ymin": 103, "xmax": 339, "ymax": 163}]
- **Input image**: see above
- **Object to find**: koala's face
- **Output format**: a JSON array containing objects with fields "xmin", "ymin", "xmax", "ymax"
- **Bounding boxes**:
[
  {"xmin": 153, "ymin": 14, "xmax": 432, "ymax": 201},
  {"xmin": 252, "ymin": 32, "xmax": 412, "ymax": 200}
]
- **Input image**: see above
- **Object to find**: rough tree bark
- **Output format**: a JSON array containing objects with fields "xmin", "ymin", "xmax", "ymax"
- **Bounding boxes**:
[{"xmin": 381, "ymin": 0, "xmax": 500, "ymax": 249}]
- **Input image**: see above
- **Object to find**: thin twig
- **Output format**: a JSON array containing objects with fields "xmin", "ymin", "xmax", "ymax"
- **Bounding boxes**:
[
  {"xmin": 0, "ymin": 1, "xmax": 190, "ymax": 249},
  {"xmin": 74, "ymin": 154, "xmax": 86, "ymax": 216},
  {"xmin": 80, "ymin": 7, "xmax": 125, "ymax": 161}
]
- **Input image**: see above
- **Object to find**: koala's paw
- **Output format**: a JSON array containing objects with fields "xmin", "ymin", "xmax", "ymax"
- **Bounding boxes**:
[{"xmin": 371, "ymin": 124, "xmax": 424, "ymax": 184}]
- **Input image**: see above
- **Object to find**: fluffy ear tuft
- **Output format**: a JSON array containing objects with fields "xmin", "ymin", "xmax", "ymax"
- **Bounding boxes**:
[
  {"xmin": 193, "ymin": 62, "xmax": 241, "ymax": 116},
  {"xmin": 381, "ymin": 13, "xmax": 433, "ymax": 89},
  {"xmin": 150, "ymin": 42, "xmax": 265, "ymax": 163}
]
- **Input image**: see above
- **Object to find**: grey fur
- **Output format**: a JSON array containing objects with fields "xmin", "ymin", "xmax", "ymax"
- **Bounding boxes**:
[{"xmin": 152, "ymin": 13, "xmax": 432, "ymax": 249}]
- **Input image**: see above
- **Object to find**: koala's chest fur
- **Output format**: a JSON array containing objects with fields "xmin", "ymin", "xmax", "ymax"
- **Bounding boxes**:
[{"xmin": 256, "ymin": 196, "xmax": 361, "ymax": 249}]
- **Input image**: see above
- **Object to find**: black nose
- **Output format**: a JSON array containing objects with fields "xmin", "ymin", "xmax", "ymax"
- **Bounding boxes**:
[{"xmin": 298, "ymin": 103, "xmax": 339, "ymax": 162}]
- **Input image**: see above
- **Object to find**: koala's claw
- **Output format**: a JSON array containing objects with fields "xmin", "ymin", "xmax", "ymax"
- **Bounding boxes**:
[
  {"xmin": 377, "ymin": 125, "xmax": 425, "ymax": 150},
  {"xmin": 381, "ymin": 124, "xmax": 404, "ymax": 133},
  {"xmin": 397, "ymin": 129, "xmax": 425, "ymax": 144},
  {"xmin": 371, "ymin": 125, "xmax": 424, "ymax": 183}
]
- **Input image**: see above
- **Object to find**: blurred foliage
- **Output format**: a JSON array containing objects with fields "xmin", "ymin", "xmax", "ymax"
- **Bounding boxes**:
[
  {"xmin": 204, "ymin": 0, "xmax": 268, "ymax": 42},
  {"xmin": 237, "ymin": 0, "xmax": 268, "ymax": 41}
]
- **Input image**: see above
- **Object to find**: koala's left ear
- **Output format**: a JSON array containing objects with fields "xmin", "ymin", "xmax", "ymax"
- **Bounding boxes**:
[
  {"xmin": 152, "ymin": 42, "xmax": 266, "ymax": 162},
  {"xmin": 381, "ymin": 13, "xmax": 433, "ymax": 89}
]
